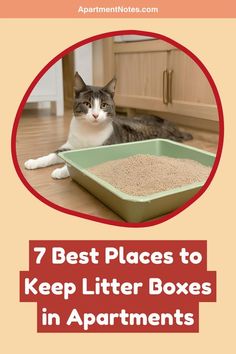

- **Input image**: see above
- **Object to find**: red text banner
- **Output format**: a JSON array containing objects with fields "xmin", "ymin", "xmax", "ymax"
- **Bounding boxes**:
[{"xmin": 20, "ymin": 240, "xmax": 216, "ymax": 332}]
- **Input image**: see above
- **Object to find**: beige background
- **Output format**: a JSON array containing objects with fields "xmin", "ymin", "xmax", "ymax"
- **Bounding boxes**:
[{"xmin": 1, "ymin": 19, "xmax": 235, "ymax": 353}]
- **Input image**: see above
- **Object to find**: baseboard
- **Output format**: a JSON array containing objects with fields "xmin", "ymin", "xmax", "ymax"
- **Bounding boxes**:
[{"xmin": 116, "ymin": 107, "xmax": 219, "ymax": 133}]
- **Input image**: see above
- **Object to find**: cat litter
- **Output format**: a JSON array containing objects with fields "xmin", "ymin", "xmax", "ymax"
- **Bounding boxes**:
[
  {"xmin": 59, "ymin": 139, "xmax": 215, "ymax": 222},
  {"xmin": 88, "ymin": 154, "xmax": 211, "ymax": 196}
]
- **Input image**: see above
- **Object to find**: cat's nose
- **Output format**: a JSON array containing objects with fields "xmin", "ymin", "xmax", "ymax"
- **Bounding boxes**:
[{"xmin": 92, "ymin": 114, "xmax": 99, "ymax": 119}]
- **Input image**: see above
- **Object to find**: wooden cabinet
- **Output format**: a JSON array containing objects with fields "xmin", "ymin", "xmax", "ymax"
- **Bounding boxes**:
[
  {"xmin": 167, "ymin": 50, "xmax": 217, "ymax": 120},
  {"xmin": 115, "ymin": 50, "xmax": 168, "ymax": 112},
  {"xmin": 93, "ymin": 38, "xmax": 218, "ymax": 122}
]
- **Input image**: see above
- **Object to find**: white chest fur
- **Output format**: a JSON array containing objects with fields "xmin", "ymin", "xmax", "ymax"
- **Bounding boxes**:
[{"xmin": 67, "ymin": 116, "xmax": 113, "ymax": 149}]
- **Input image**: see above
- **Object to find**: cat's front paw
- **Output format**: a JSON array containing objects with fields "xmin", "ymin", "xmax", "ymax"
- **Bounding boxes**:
[
  {"xmin": 24, "ymin": 159, "xmax": 38, "ymax": 170},
  {"xmin": 51, "ymin": 166, "xmax": 70, "ymax": 179}
]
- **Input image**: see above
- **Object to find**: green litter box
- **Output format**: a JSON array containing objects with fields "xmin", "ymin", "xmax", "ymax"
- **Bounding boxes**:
[{"xmin": 59, "ymin": 139, "xmax": 215, "ymax": 223}]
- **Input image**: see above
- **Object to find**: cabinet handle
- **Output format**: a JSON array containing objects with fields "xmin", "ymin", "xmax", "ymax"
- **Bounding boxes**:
[
  {"xmin": 168, "ymin": 70, "xmax": 173, "ymax": 104},
  {"xmin": 163, "ymin": 70, "xmax": 168, "ymax": 104}
]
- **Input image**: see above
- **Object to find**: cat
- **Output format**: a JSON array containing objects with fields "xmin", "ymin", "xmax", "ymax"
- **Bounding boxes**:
[{"xmin": 24, "ymin": 72, "xmax": 192, "ymax": 179}]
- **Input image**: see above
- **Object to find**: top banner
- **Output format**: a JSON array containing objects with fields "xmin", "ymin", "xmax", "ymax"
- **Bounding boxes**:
[{"xmin": 1, "ymin": 0, "xmax": 236, "ymax": 18}]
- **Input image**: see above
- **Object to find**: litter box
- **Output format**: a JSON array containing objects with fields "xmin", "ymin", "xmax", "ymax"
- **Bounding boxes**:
[{"xmin": 58, "ymin": 139, "xmax": 215, "ymax": 223}]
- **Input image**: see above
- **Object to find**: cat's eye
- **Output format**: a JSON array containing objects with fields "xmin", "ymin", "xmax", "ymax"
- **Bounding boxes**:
[
  {"xmin": 83, "ymin": 101, "xmax": 91, "ymax": 108},
  {"xmin": 101, "ymin": 102, "xmax": 108, "ymax": 109}
]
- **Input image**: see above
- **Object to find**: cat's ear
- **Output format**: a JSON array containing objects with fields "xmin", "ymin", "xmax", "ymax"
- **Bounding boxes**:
[
  {"xmin": 103, "ymin": 77, "xmax": 116, "ymax": 97},
  {"xmin": 74, "ymin": 72, "xmax": 86, "ymax": 94}
]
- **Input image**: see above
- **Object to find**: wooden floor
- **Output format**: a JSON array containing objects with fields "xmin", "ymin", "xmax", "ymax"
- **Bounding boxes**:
[{"xmin": 16, "ymin": 108, "xmax": 219, "ymax": 222}]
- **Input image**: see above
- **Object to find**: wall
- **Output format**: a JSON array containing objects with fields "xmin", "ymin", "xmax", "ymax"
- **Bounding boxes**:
[{"xmin": 74, "ymin": 43, "xmax": 93, "ymax": 85}]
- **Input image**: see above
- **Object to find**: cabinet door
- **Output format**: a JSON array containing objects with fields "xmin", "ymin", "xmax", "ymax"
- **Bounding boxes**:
[
  {"xmin": 168, "ymin": 50, "xmax": 217, "ymax": 120},
  {"xmin": 115, "ymin": 51, "xmax": 169, "ymax": 112}
]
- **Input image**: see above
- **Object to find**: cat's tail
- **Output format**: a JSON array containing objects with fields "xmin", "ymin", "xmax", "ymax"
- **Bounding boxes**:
[
  {"xmin": 180, "ymin": 131, "xmax": 193, "ymax": 141},
  {"xmin": 165, "ymin": 121, "xmax": 193, "ymax": 142},
  {"xmin": 169, "ymin": 131, "xmax": 193, "ymax": 142}
]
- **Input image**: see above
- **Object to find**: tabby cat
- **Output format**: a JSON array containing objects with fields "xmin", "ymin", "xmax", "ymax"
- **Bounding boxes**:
[{"xmin": 25, "ymin": 72, "xmax": 192, "ymax": 179}]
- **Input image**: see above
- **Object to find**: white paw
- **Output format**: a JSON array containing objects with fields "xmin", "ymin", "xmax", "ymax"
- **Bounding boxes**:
[
  {"xmin": 24, "ymin": 159, "xmax": 38, "ymax": 170},
  {"xmin": 51, "ymin": 167, "xmax": 69, "ymax": 179}
]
